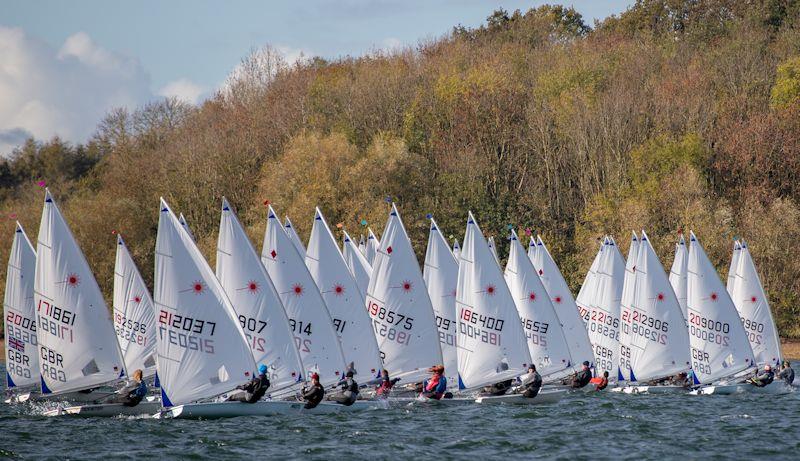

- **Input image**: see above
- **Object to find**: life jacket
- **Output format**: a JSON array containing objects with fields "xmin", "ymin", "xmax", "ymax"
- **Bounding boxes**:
[{"xmin": 590, "ymin": 377, "xmax": 608, "ymax": 390}]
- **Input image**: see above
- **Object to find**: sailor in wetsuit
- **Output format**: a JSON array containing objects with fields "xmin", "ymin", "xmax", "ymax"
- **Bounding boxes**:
[
  {"xmin": 375, "ymin": 369, "xmax": 401, "ymax": 398},
  {"xmin": 749, "ymin": 365, "xmax": 775, "ymax": 387},
  {"xmin": 332, "ymin": 370, "xmax": 359, "ymax": 406},
  {"xmin": 589, "ymin": 371, "xmax": 609, "ymax": 391},
  {"xmin": 779, "ymin": 361, "xmax": 794, "ymax": 385},
  {"xmin": 519, "ymin": 365, "xmax": 542, "ymax": 398},
  {"xmin": 421, "ymin": 365, "xmax": 447, "ymax": 400},
  {"xmin": 227, "ymin": 364, "xmax": 270, "ymax": 403},
  {"xmin": 302, "ymin": 373, "xmax": 325, "ymax": 409},
  {"xmin": 111, "ymin": 369, "xmax": 148, "ymax": 407},
  {"xmin": 571, "ymin": 361, "xmax": 592, "ymax": 389}
]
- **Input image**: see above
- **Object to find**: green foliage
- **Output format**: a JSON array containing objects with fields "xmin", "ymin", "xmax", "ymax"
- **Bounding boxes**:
[{"xmin": 770, "ymin": 56, "xmax": 800, "ymax": 109}]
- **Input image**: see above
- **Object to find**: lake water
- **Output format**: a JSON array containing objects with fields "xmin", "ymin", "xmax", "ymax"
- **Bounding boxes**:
[{"xmin": 1, "ymin": 362, "xmax": 798, "ymax": 460}]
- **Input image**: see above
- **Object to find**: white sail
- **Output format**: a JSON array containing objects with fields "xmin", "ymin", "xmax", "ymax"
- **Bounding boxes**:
[
  {"xmin": 618, "ymin": 233, "xmax": 639, "ymax": 380},
  {"xmin": 668, "ymin": 235, "xmax": 689, "ymax": 320},
  {"xmin": 342, "ymin": 231, "xmax": 372, "ymax": 299},
  {"xmin": 113, "ymin": 235, "xmax": 157, "ymax": 377},
  {"xmin": 582, "ymin": 238, "xmax": 624, "ymax": 381},
  {"xmin": 358, "ymin": 235, "xmax": 367, "ymax": 256},
  {"xmin": 487, "ymin": 236, "xmax": 501, "ymax": 267},
  {"xmin": 365, "ymin": 228, "xmax": 379, "ymax": 265},
  {"xmin": 529, "ymin": 236, "xmax": 594, "ymax": 368},
  {"xmin": 620, "ymin": 231, "xmax": 691, "ymax": 382},
  {"xmin": 306, "ymin": 208, "xmax": 383, "ymax": 378},
  {"xmin": 730, "ymin": 240, "xmax": 782, "ymax": 367},
  {"xmin": 726, "ymin": 240, "xmax": 741, "ymax": 295},
  {"xmin": 34, "ymin": 189, "xmax": 125, "ymax": 394},
  {"xmin": 216, "ymin": 198, "xmax": 305, "ymax": 391},
  {"xmin": 178, "ymin": 213, "xmax": 195, "ymax": 241},
  {"xmin": 504, "ymin": 230, "xmax": 572, "ymax": 381},
  {"xmin": 4, "ymin": 223, "xmax": 39, "ymax": 389},
  {"xmin": 423, "ymin": 218, "xmax": 460, "ymax": 391},
  {"xmin": 284, "ymin": 216, "xmax": 306, "ymax": 260},
  {"xmin": 456, "ymin": 212, "xmax": 530, "ymax": 390},
  {"xmin": 155, "ymin": 198, "xmax": 255, "ymax": 407},
  {"xmin": 366, "ymin": 204, "xmax": 442, "ymax": 383},
  {"xmin": 452, "ymin": 239, "xmax": 461, "ymax": 260},
  {"xmin": 261, "ymin": 205, "xmax": 346, "ymax": 387},
  {"xmin": 686, "ymin": 231, "xmax": 755, "ymax": 384}
]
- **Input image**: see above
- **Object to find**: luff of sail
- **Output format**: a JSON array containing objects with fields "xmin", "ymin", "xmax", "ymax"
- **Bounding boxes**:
[
  {"xmin": 487, "ymin": 236, "xmax": 501, "ymax": 267},
  {"xmin": 261, "ymin": 205, "xmax": 346, "ymax": 388},
  {"xmin": 216, "ymin": 198, "xmax": 305, "ymax": 392},
  {"xmin": 726, "ymin": 240, "xmax": 741, "ymax": 295},
  {"xmin": 284, "ymin": 216, "xmax": 306, "ymax": 260},
  {"xmin": 34, "ymin": 189, "xmax": 125, "ymax": 394},
  {"xmin": 505, "ymin": 230, "xmax": 572, "ymax": 381},
  {"xmin": 366, "ymin": 204, "xmax": 442, "ymax": 383},
  {"xmin": 618, "ymin": 233, "xmax": 639, "ymax": 381},
  {"xmin": 155, "ymin": 198, "xmax": 255, "ymax": 407},
  {"xmin": 306, "ymin": 208, "xmax": 382, "ymax": 378},
  {"xmin": 423, "ymin": 218, "xmax": 460, "ymax": 391},
  {"xmin": 686, "ymin": 231, "xmax": 755, "ymax": 384},
  {"xmin": 178, "ymin": 213, "xmax": 195, "ymax": 241},
  {"xmin": 730, "ymin": 240, "xmax": 782, "ymax": 368},
  {"xmin": 342, "ymin": 230, "xmax": 372, "ymax": 299},
  {"xmin": 456, "ymin": 212, "xmax": 531, "ymax": 390},
  {"xmin": 529, "ymin": 236, "xmax": 594, "ymax": 370},
  {"xmin": 668, "ymin": 235, "xmax": 689, "ymax": 321},
  {"xmin": 452, "ymin": 239, "xmax": 461, "ymax": 260},
  {"xmin": 4, "ymin": 223, "xmax": 39, "ymax": 389},
  {"xmin": 365, "ymin": 228, "xmax": 380, "ymax": 265},
  {"xmin": 113, "ymin": 235, "xmax": 157, "ymax": 377}
]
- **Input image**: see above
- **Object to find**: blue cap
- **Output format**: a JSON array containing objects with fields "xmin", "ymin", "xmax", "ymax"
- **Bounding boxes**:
[{"xmin": 258, "ymin": 364, "xmax": 268, "ymax": 375}]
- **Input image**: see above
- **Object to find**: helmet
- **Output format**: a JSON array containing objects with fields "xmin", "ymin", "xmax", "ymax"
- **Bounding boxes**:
[
  {"xmin": 311, "ymin": 372, "xmax": 320, "ymax": 381},
  {"xmin": 258, "ymin": 364, "xmax": 268, "ymax": 375}
]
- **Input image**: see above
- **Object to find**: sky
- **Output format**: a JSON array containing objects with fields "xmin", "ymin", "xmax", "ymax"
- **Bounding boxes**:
[{"xmin": 0, "ymin": 0, "xmax": 632, "ymax": 155}]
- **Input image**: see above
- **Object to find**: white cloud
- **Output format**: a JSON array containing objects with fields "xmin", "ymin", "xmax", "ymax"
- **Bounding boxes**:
[{"xmin": 158, "ymin": 78, "xmax": 205, "ymax": 104}]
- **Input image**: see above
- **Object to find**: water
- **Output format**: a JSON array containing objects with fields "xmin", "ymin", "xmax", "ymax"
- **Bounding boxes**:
[{"xmin": 2, "ymin": 365, "xmax": 798, "ymax": 460}]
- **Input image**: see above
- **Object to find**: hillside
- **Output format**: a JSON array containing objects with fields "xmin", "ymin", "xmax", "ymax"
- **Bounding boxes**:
[{"xmin": 1, "ymin": 0, "xmax": 800, "ymax": 337}]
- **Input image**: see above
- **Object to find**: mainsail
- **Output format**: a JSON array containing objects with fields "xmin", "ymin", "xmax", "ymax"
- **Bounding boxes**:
[
  {"xmin": 487, "ymin": 236, "xmax": 501, "ymax": 267},
  {"xmin": 452, "ymin": 239, "xmax": 461, "ymax": 260},
  {"xmin": 155, "ymin": 198, "xmax": 255, "ymax": 407},
  {"xmin": 726, "ymin": 240, "xmax": 741, "ymax": 295},
  {"xmin": 686, "ymin": 232, "xmax": 755, "ymax": 384},
  {"xmin": 668, "ymin": 235, "xmax": 689, "ymax": 320},
  {"xmin": 4, "ymin": 223, "xmax": 39, "ymax": 389},
  {"xmin": 284, "ymin": 216, "xmax": 306, "ymax": 260},
  {"xmin": 35, "ymin": 189, "xmax": 125, "ymax": 394},
  {"xmin": 504, "ymin": 230, "xmax": 572, "ymax": 381},
  {"xmin": 366, "ymin": 204, "xmax": 442, "ymax": 383},
  {"xmin": 365, "ymin": 228, "xmax": 380, "ymax": 265},
  {"xmin": 423, "ymin": 218, "xmax": 460, "ymax": 391},
  {"xmin": 529, "ymin": 236, "xmax": 594, "ymax": 368},
  {"xmin": 113, "ymin": 235, "xmax": 157, "ymax": 377},
  {"xmin": 178, "ymin": 213, "xmax": 195, "ymax": 241},
  {"xmin": 216, "ymin": 198, "xmax": 305, "ymax": 391},
  {"xmin": 342, "ymin": 230, "xmax": 372, "ymax": 299},
  {"xmin": 618, "ymin": 233, "xmax": 639, "ymax": 380},
  {"xmin": 306, "ymin": 208, "xmax": 382, "ymax": 378},
  {"xmin": 730, "ymin": 240, "xmax": 782, "ymax": 367},
  {"xmin": 456, "ymin": 212, "xmax": 530, "ymax": 390},
  {"xmin": 619, "ymin": 232, "xmax": 691, "ymax": 382},
  {"xmin": 261, "ymin": 205, "xmax": 346, "ymax": 387}
]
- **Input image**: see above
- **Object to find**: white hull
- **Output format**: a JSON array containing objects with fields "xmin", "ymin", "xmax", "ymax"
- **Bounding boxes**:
[
  {"xmin": 689, "ymin": 384, "xmax": 748, "ymax": 395},
  {"xmin": 610, "ymin": 385, "xmax": 689, "ymax": 395},
  {"xmin": 391, "ymin": 395, "xmax": 474, "ymax": 406},
  {"xmin": 747, "ymin": 382, "xmax": 795, "ymax": 395},
  {"xmin": 42, "ymin": 401, "xmax": 161, "ymax": 417},
  {"xmin": 157, "ymin": 400, "xmax": 383, "ymax": 419},
  {"xmin": 8, "ymin": 389, "xmax": 116, "ymax": 404},
  {"xmin": 475, "ymin": 389, "xmax": 566, "ymax": 405}
]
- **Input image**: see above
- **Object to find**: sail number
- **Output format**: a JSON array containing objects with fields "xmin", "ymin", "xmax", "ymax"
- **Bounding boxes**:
[
  {"xmin": 691, "ymin": 348, "xmax": 711, "ymax": 375},
  {"xmin": 740, "ymin": 317, "xmax": 764, "ymax": 345},
  {"xmin": 288, "ymin": 319, "xmax": 312, "ymax": 335},
  {"xmin": 435, "ymin": 315, "xmax": 456, "ymax": 347},
  {"xmin": 159, "ymin": 310, "xmax": 216, "ymax": 335},
  {"xmin": 459, "ymin": 308, "xmax": 504, "ymax": 331},
  {"xmin": 158, "ymin": 310, "xmax": 216, "ymax": 354},
  {"xmin": 238, "ymin": 315, "xmax": 267, "ymax": 333},
  {"xmin": 37, "ymin": 300, "xmax": 75, "ymax": 342},
  {"xmin": 688, "ymin": 313, "xmax": 730, "ymax": 346},
  {"xmin": 367, "ymin": 301, "xmax": 414, "ymax": 330},
  {"xmin": 593, "ymin": 344, "xmax": 614, "ymax": 373}
]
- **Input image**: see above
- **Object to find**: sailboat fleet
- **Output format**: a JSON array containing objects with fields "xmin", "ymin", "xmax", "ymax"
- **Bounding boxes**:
[{"xmin": 2, "ymin": 190, "xmax": 794, "ymax": 418}]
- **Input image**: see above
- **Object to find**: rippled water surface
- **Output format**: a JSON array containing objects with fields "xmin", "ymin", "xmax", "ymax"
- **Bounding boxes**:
[{"xmin": 2, "ymin": 363, "xmax": 798, "ymax": 460}]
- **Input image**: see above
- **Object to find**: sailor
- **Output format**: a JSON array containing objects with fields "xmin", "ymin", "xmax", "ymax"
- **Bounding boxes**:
[
  {"xmin": 519, "ymin": 365, "xmax": 542, "ymax": 398},
  {"xmin": 778, "ymin": 361, "xmax": 794, "ymax": 385},
  {"xmin": 748, "ymin": 365, "xmax": 775, "ymax": 387},
  {"xmin": 482, "ymin": 362, "xmax": 512, "ymax": 396},
  {"xmin": 332, "ymin": 370, "xmax": 359, "ymax": 406},
  {"xmin": 375, "ymin": 369, "xmax": 401, "ymax": 397},
  {"xmin": 227, "ymin": 364, "xmax": 270, "ymax": 403},
  {"xmin": 589, "ymin": 371, "xmax": 609, "ymax": 391},
  {"xmin": 111, "ymin": 369, "xmax": 148, "ymax": 407},
  {"xmin": 571, "ymin": 361, "xmax": 592, "ymax": 389},
  {"xmin": 421, "ymin": 365, "xmax": 447, "ymax": 400},
  {"xmin": 302, "ymin": 373, "xmax": 325, "ymax": 409}
]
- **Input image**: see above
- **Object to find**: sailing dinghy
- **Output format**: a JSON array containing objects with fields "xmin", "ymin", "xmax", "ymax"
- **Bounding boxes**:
[
  {"xmin": 366, "ymin": 204, "xmax": 442, "ymax": 386},
  {"xmin": 284, "ymin": 216, "xmax": 306, "ymax": 260},
  {"xmin": 726, "ymin": 240, "xmax": 741, "ymax": 295},
  {"xmin": 452, "ymin": 239, "xmax": 461, "ymax": 260},
  {"xmin": 529, "ymin": 236, "xmax": 594, "ymax": 371},
  {"xmin": 365, "ymin": 228, "xmax": 379, "ymax": 265},
  {"xmin": 306, "ymin": 208, "xmax": 383, "ymax": 379},
  {"xmin": 342, "ymin": 230, "xmax": 372, "ymax": 299},
  {"xmin": 686, "ymin": 232, "xmax": 756, "ymax": 395},
  {"xmin": 504, "ymin": 230, "xmax": 573, "ymax": 383},
  {"xmin": 615, "ymin": 231, "xmax": 691, "ymax": 394},
  {"xmin": 178, "ymin": 213, "xmax": 195, "ymax": 241},
  {"xmin": 217, "ymin": 198, "xmax": 305, "ymax": 395},
  {"xmin": 458, "ymin": 213, "xmax": 565, "ymax": 405},
  {"xmin": 422, "ymin": 218, "xmax": 460, "ymax": 392},
  {"xmin": 487, "ymin": 236, "xmax": 501, "ymax": 267},
  {"xmin": 3, "ymin": 223, "xmax": 39, "ymax": 403}
]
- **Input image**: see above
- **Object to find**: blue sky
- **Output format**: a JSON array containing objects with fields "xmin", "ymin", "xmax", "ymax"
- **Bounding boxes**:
[{"xmin": 0, "ymin": 1, "xmax": 631, "ymax": 154}]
